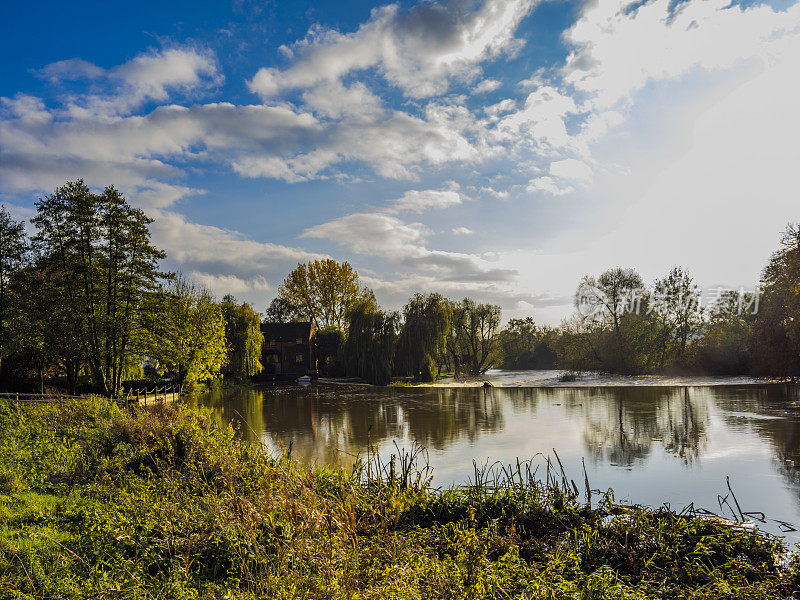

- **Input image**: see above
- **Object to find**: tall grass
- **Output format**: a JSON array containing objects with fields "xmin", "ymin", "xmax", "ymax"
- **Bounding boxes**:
[{"xmin": 0, "ymin": 397, "xmax": 798, "ymax": 599}]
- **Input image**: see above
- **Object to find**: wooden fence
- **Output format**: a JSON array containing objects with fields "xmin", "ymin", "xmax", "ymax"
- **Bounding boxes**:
[
  {"xmin": 0, "ymin": 392, "xmax": 85, "ymax": 404},
  {"xmin": 124, "ymin": 385, "xmax": 182, "ymax": 406},
  {"xmin": 0, "ymin": 385, "xmax": 183, "ymax": 407}
]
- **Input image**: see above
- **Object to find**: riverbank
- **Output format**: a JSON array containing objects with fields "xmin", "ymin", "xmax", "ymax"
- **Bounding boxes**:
[
  {"xmin": 1, "ymin": 399, "xmax": 798, "ymax": 599},
  {"xmin": 415, "ymin": 369, "xmax": 779, "ymax": 388}
]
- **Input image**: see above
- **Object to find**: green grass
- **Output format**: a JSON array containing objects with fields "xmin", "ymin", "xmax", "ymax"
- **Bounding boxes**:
[{"xmin": 0, "ymin": 398, "xmax": 798, "ymax": 599}]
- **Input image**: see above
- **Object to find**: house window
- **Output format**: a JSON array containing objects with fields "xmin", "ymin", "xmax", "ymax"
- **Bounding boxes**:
[
  {"xmin": 295, "ymin": 354, "xmax": 304, "ymax": 364},
  {"xmin": 269, "ymin": 339, "xmax": 276, "ymax": 346},
  {"xmin": 296, "ymin": 338, "xmax": 303, "ymax": 345}
]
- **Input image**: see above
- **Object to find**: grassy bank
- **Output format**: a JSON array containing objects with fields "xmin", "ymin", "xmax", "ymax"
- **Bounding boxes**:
[{"xmin": 0, "ymin": 400, "xmax": 798, "ymax": 599}]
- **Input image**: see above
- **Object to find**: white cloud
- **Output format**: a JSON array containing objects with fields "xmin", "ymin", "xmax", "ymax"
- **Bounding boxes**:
[
  {"xmin": 249, "ymin": 0, "xmax": 534, "ymax": 100},
  {"xmin": 496, "ymin": 86, "xmax": 579, "ymax": 151},
  {"xmin": 473, "ymin": 79, "xmax": 501, "ymax": 94},
  {"xmin": 563, "ymin": 0, "xmax": 800, "ymax": 110},
  {"xmin": 526, "ymin": 176, "xmax": 573, "ymax": 196},
  {"xmin": 152, "ymin": 210, "xmax": 325, "ymax": 277},
  {"xmin": 188, "ymin": 272, "xmax": 271, "ymax": 299},
  {"xmin": 452, "ymin": 226, "xmax": 474, "ymax": 235},
  {"xmin": 44, "ymin": 48, "xmax": 222, "ymax": 118},
  {"xmin": 389, "ymin": 188, "xmax": 463, "ymax": 213},
  {"xmin": 549, "ymin": 158, "xmax": 593, "ymax": 182},
  {"xmin": 302, "ymin": 211, "xmax": 516, "ymax": 283}
]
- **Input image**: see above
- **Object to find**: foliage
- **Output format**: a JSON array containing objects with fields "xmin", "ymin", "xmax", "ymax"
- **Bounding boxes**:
[
  {"xmin": 497, "ymin": 317, "xmax": 557, "ymax": 370},
  {"xmin": 652, "ymin": 267, "xmax": 703, "ymax": 366},
  {"xmin": 315, "ymin": 326, "xmax": 345, "ymax": 376},
  {"xmin": 264, "ymin": 296, "xmax": 297, "ymax": 323},
  {"xmin": 344, "ymin": 303, "xmax": 399, "ymax": 385},
  {"xmin": 140, "ymin": 276, "xmax": 228, "ymax": 388},
  {"xmin": 446, "ymin": 298, "xmax": 501, "ymax": 377},
  {"xmin": 29, "ymin": 181, "xmax": 165, "ymax": 396},
  {"xmin": 751, "ymin": 225, "xmax": 800, "ymax": 378},
  {"xmin": 278, "ymin": 259, "xmax": 377, "ymax": 330},
  {"xmin": 220, "ymin": 295, "xmax": 264, "ymax": 378},
  {"xmin": 0, "ymin": 205, "xmax": 28, "ymax": 370},
  {"xmin": 395, "ymin": 293, "xmax": 451, "ymax": 381},
  {"xmin": 1, "ymin": 399, "xmax": 798, "ymax": 599}
]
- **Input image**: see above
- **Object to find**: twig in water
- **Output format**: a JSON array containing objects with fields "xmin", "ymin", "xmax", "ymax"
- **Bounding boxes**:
[{"xmin": 726, "ymin": 476, "xmax": 746, "ymax": 522}]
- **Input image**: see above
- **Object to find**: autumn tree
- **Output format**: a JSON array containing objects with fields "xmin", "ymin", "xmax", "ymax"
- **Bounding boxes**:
[
  {"xmin": 141, "ymin": 276, "xmax": 227, "ymax": 389},
  {"xmin": 220, "ymin": 295, "xmax": 264, "ymax": 379},
  {"xmin": 278, "ymin": 259, "xmax": 376, "ymax": 330},
  {"xmin": 395, "ymin": 293, "xmax": 451, "ymax": 381}
]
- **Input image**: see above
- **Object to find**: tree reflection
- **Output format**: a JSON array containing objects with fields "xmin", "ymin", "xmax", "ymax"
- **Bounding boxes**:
[
  {"xmin": 709, "ymin": 385, "xmax": 800, "ymax": 485},
  {"xmin": 201, "ymin": 384, "xmax": 504, "ymax": 467},
  {"xmin": 580, "ymin": 387, "xmax": 709, "ymax": 467}
]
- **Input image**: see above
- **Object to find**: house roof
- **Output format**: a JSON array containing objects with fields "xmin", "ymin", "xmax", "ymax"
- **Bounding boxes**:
[{"xmin": 261, "ymin": 321, "xmax": 313, "ymax": 342}]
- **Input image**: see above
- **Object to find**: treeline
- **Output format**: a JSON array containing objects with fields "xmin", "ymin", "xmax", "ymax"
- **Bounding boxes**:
[
  {"xmin": 496, "ymin": 226, "xmax": 800, "ymax": 377},
  {"xmin": 272, "ymin": 225, "xmax": 800, "ymax": 383},
  {"xmin": 3, "ymin": 180, "xmax": 799, "ymax": 391},
  {"xmin": 267, "ymin": 262, "xmax": 502, "ymax": 384},
  {"xmin": 0, "ymin": 181, "xmax": 264, "ymax": 396}
]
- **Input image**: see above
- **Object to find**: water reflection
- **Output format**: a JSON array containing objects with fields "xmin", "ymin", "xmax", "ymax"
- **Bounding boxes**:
[{"xmin": 200, "ymin": 382, "xmax": 800, "ymax": 540}]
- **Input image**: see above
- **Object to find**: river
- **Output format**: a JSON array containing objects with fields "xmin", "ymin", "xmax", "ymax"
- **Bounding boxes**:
[{"xmin": 197, "ymin": 371, "xmax": 800, "ymax": 542}]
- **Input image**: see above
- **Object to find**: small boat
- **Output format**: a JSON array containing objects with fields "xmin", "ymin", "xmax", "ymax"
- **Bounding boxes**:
[{"xmin": 297, "ymin": 375, "xmax": 312, "ymax": 384}]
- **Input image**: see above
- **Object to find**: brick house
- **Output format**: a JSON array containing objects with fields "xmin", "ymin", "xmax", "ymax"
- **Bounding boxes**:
[{"xmin": 260, "ymin": 322, "xmax": 315, "ymax": 375}]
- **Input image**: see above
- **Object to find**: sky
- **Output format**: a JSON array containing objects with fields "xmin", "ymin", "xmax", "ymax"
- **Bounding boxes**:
[{"xmin": 1, "ymin": 0, "xmax": 799, "ymax": 324}]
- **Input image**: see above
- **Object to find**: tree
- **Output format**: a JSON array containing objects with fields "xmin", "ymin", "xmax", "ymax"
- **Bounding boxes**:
[
  {"xmin": 575, "ymin": 268, "xmax": 645, "ymax": 373},
  {"xmin": 264, "ymin": 297, "xmax": 298, "ymax": 323},
  {"xmin": 652, "ymin": 267, "xmax": 702, "ymax": 366},
  {"xmin": 220, "ymin": 295, "xmax": 264, "ymax": 379},
  {"xmin": 578, "ymin": 268, "xmax": 644, "ymax": 333},
  {"xmin": 141, "ymin": 276, "xmax": 228, "ymax": 389},
  {"xmin": 497, "ymin": 317, "xmax": 557, "ymax": 370},
  {"xmin": 315, "ymin": 326, "xmax": 345, "ymax": 376},
  {"xmin": 278, "ymin": 259, "xmax": 377, "ymax": 330},
  {"xmin": 344, "ymin": 303, "xmax": 399, "ymax": 385},
  {"xmin": 446, "ymin": 299, "xmax": 501, "ymax": 377},
  {"xmin": 31, "ymin": 181, "xmax": 165, "ymax": 396},
  {"xmin": 750, "ymin": 225, "xmax": 800, "ymax": 378},
  {"xmin": 395, "ymin": 293, "xmax": 450, "ymax": 381},
  {"xmin": 0, "ymin": 205, "xmax": 28, "ymax": 373}
]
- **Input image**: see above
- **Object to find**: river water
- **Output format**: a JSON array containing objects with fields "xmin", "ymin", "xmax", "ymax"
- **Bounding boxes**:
[{"xmin": 198, "ymin": 372, "xmax": 800, "ymax": 543}]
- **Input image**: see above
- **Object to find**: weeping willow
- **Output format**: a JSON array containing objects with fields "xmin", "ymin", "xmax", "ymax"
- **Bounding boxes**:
[
  {"xmin": 395, "ymin": 293, "xmax": 450, "ymax": 382},
  {"xmin": 344, "ymin": 304, "xmax": 399, "ymax": 385},
  {"xmin": 221, "ymin": 296, "xmax": 264, "ymax": 378}
]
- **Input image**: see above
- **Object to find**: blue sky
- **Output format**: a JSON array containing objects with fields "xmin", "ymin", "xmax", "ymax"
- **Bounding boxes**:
[{"xmin": 1, "ymin": 0, "xmax": 799, "ymax": 323}]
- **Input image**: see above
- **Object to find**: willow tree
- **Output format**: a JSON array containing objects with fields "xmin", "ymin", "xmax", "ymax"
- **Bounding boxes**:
[
  {"xmin": 446, "ymin": 298, "xmax": 501, "ymax": 377},
  {"xmin": 0, "ymin": 205, "xmax": 28, "ymax": 374},
  {"xmin": 31, "ymin": 181, "xmax": 165, "ymax": 396},
  {"xmin": 220, "ymin": 295, "xmax": 264, "ymax": 378},
  {"xmin": 344, "ymin": 304, "xmax": 399, "ymax": 385},
  {"xmin": 395, "ymin": 293, "xmax": 450, "ymax": 381},
  {"xmin": 141, "ymin": 276, "xmax": 227, "ymax": 389},
  {"xmin": 278, "ymin": 259, "xmax": 376, "ymax": 330}
]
